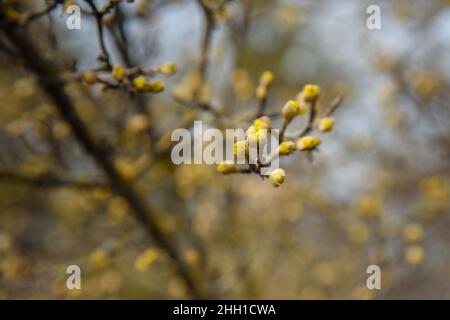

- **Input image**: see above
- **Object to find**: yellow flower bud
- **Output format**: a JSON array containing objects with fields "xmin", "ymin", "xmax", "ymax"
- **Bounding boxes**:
[
  {"xmin": 253, "ymin": 116, "xmax": 272, "ymax": 130},
  {"xmin": 5, "ymin": 8, "xmax": 20, "ymax": 22},
  {"xmin": 348, "ymin": 222, "xmax": 370, "ymax": 245},
  {"xmin": 134, "ymin": 248, "xmax": 160, "ymax": 272},
  {"xmin": 256, "ymin": 85, "xmax": 267, "ymax": 99},
  {"xmin": 82, "ymin": 70, "xmax": 97, "ymax": 85},
  {"xmin": 234, "ymin": 140, "xmax": 248, "ymax": 158},
  {"xmin": 269, "ymin": 168, "xmax": 286, "ymax": 187},
  {"xmin": 160, "ymin": 62, "xmax": 177, "ymax": 75},
  {"xmin": 89, "ymin": 249, "xmax": 109, "ymax": 269},
  {"xmin": 133, "ymin": 76, "xmax": 148, "ymax": 91},
  {"xmin": 112, "ymin": 64, "xmax": 126, "ymax": 81},
  {"xmin": 126, "ymin": 114, "xmax": 149, "ymax": 134},
  {"xmin": 247, "ymin": 125, "xmax": 267, "ymax": 145},
  {"xmin": 64, "ymin": 1, "xmax": 77, "ymax": 10},
  {"xmin": 297, "ymin": 136, "xmax": 321, "ymax": 151},
  {"xmin": 246, "ymin": 125, "xmax": 258, "ymax": 142},
  {"xmin": 184, "ymin": 249, "xmax": 200, "ymax": 266},
  {"xmin": 403, "ymin": 223, "xmax": 424, "ymax": 243},
  {"xmin": 303, "ymin": 84, "xmax": 320, "ymax": 102},
  {"xmin": 405, "ymin": 245, "xmax": 425, "ymax": 265},
  {"xmin": 282, "ymin": 100, "xmax": 300, "ymax": 121},
  {"xmin": 298, "ymin": 101, "xmax": 308, "ymax": 115},
  {"xmin": 319, "ymin": 117, "xmax": 334, "ymax": 132},
  {"xmin": 278, "ymin": 141, "xmax": 295, "ymax": 155},
  {"xmin": 149, "ymin": 79, "xmax": 165, "ymax": 93},
  {"xmin": 217, "ymin": 161, "xmax": 237, "ymax": 174},
  {"xmin": 260, "ymin": 71, "xmax": 274, "ymax": 86},
  {"xmin": 246, "ymin": 125, "xmax": 257, "ymax": 136}
]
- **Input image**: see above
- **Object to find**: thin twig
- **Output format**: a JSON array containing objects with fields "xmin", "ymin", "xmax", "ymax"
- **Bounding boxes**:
[
  {"xmin": 197, "ymin": 0, "xmax": 215, "ymax": 89},
  {"xmin": 85, "ymin": 0, "xmax": 113, "ymax": 69},
  {"xmin": 255, "ymin": 94, "xmax": 268, "ymax": 119},
  {"xmin": 322, "ymin": 94, "xmax": 344, "ymax": 117}
]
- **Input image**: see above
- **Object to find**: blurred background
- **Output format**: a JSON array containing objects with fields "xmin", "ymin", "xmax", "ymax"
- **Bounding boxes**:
[{"xmin": 0, "ymin": 0, "xmax": 449, "ymax": 299}]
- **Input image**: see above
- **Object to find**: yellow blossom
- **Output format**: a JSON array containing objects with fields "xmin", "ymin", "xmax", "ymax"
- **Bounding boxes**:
[
  {"xmin": 234, "ymin": 140, "xmax": 248, "ymax": 158},
  {"xmin": 298, "ymin": 101, "xmax": 308, "ymax": 115},
  {"xmin": 107, "ymin": 196, "xmax": 128, "ymax": 222},
  {"xmin": 278, "ymin": 141, "xmax": 295, "ymax": 155},
  {"xmin": 112, "ymin": 64, "xmax": 125, "ymax": 81},
  {"xmin": 355, "ymin": 195, "xmax": 382, "ymax": 219},
  {"xmin": 149, "ymin": 79, "xmax": 165, "ymax": 93},
  {"xmin": 184, "ymin": 249, "xmax": 200, "ymax": 266},
  {"xmin": 246, "ymin": 125, "xmax": 267, "ymax": 144},
  {"xmin": 133, "ymin": 76, "xmax": 148, "ymax": 91},
  {"xmin": 134, "ymin": 248, "xmax": 160, "ymax": 272},
  {"xmin": 126, "ymin": 114, "xmax": 149, "ymax": 134},
  {"xmin": 260, "ymin": 71, "xmax": 274, "ymax": 86},
  {"xmin": 5, "ymin": 8, "xmax": 20, "ymax": 22},
  {"xmin": 403, "ymin": 223, "xmax": 424, "ymax": 242},
  {"xmin": 217, "ymin": 161, "xmax": 237, "ymax": 174},
  {"xmin": 405, "ymin": 245, "xmax": 425, "ymax": 265},
  {"xmin": 160, "ymin": 62, "xmax": 177, "ymax": 75},
  {"xmin": 256, "ymin": 85, "xmax": 267, "ymax": 99},
  {"xmin": 319, "ymin": 117, "xmax": 334, "ymax": 132},
  {"xmin": 348, "ymin": 222, "xmax": 370, "ymax": 245},
  {"xmin": 282, "ymin": 100, "xmax": 300, "ymax": 121},
  {"xmin": 296, "ymin": 136, "xmax": 321, "ymax": 151},
  {"xmin": 303, "ymin": 84, "xmax": 320, "ymax": 102},
  {"xmin": 253, "ymin": 116, "xmax": 272, "ymax": 130},
  {"xmin": 82, "ymin": 70, "xmax": 97, "ymax": 85},
  {"xmin": 89, "ymin": 249, "xmax": 109, "ymax": 269},
  {"xmin": 269, "ymin": 168, "xmax": 286, "ymax": 188},
  {"xmin": 268, "ymin": 168, "xmax": 286, "ymax": 187}
]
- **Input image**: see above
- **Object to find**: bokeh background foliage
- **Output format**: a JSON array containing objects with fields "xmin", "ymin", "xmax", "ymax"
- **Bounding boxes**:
[{"xmin": 0, "ymin": 0, "xmax": 449, "ymax": 299}]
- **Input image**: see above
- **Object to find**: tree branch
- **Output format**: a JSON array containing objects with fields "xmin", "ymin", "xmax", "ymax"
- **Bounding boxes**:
[
  {"xmin": 0, "ymin": 169, "xmax": 109, "ymax": 190},
  {"xmin": 0, "ymin": 26, "xmax": 202, "ymax": 299}
]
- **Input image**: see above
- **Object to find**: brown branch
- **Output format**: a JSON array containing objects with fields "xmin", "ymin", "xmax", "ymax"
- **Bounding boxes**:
[
  {"xmin": 197, "ymin": 0, "xmax": 215, "ymax": 88},
  {"xmin": 85, "ymin": 0, "xmax": 113, "ymax": 69},
  {"xmin": 20, "ymin": 0, "xmax": 61, "ymax": 25},
  {"xmin": 298, "ymin": 99, "xmax": 317, "ymax": 138},
  {"xmin": 1, "ymin": 26, "xmax": 203, "ymax": 299},
  {"xmin": 0, "ymin": 169, "xmax": 109, "ymax": 190},
  {"xmin": 279, "ymin": 119, "xmax": 288, "ymax": 142},
  {"xmin": 100, "ymin": 0, "xmax": 123, "ymax": 15}
]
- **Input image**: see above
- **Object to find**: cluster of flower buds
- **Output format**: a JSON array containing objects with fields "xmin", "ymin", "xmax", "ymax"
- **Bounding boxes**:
[
  {"xmin": 297, "ymin": 136, "xmax": 321, "ymax": 151},
  {"xmin": 282, "ymin": 84, "xmax": 320, "ymax": 124},
  {"xmin": 81, "ymin": 62, "xmax": 177, "ymax": 94},
  {"xmin": 157, "ymin": 62, "xmax": 177, "ymax": 76},
  {"xmin": 278, "ymin": 141, "xmax": 296, "ymax": 155},
  {"xmin": 233, "ymin": 116, "xmax": 272, "ymax": 159},
  {"xmin": 133, "ymin": 77, "xmax": 165, "ymax": 93},
  {"xmin": 217, "ymin": 80, "xmax": 340, "ymax": 188}
]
